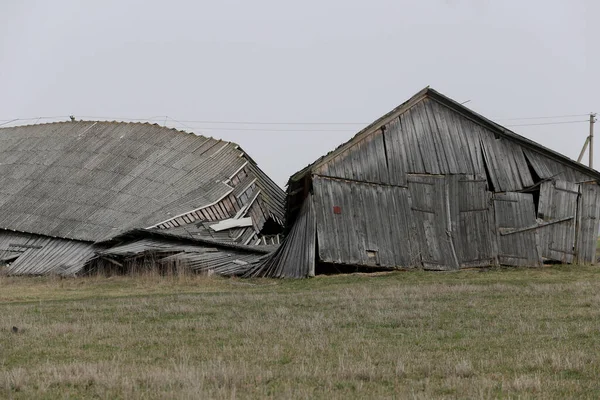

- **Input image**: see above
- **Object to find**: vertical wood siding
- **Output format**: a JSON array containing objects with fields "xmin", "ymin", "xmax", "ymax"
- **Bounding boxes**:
[
  {"xmin": 576, "ymin": 183, "xmax": 600, "ymax": 264},
  {"xmin": 273, "ymin": 93, "xmax": 600, "ymax": 276},
  {"xmin": 313, "ymin": 177, "xmax": 417, "ymax": 268},
  {"xmin": 407, "ymin": 175, "xmax": 458, "ymax": 270},
  {"xmin": 450, "ymin": 175, "xmax": 498, "ymax": 267},
  {"xmin": 537, "ymin": 181, "xmax": 579, "ymax": 263},
  {"xmin": 493, "ymin": 192, "xmax": 542, "ymax": 266},
  {"xmin": 245, "ymin": 194, "xmax": 316, "ymax": 278}
]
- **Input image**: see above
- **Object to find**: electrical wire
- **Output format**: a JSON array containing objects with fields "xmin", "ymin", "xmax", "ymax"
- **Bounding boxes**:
[
  {"xmin": 494, "ymin": 114, "xmax": 590, "ymax": 121},
  {"xmin": 169, "ymin": 119, "xmax": 369, "ymax": 125},
  {"xmin": 504, "ymin": 120, "xmax": 589, "ymax": 127},
  {"xmin": 0, "ymin": 114, "xmax": 594, "ymax": 130}
]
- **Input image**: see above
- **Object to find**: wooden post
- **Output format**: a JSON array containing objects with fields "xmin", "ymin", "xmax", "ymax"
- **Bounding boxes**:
[
  {"xmin": 590, "ymin": 113, "xmax": 596, "ymax": 169},
  {"xmin": 577, "ymin": 137, "xmax": 590, "ymax": 163}
]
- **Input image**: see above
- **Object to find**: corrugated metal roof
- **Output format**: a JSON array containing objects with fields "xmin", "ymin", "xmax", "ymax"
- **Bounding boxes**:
[
  {"xmin": 0, "ymin": 121, "xmax": 285, "ymax": 242},
  {"xmin": 0, "ymin": 230, "xmax": 97, "ymax": 275}
]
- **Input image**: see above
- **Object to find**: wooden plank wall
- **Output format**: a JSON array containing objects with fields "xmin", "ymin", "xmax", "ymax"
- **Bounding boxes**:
[
  {"xmin": 493, "ymin": 192, "xmax": 542, "ymax": 266},
  {"xmin": 523, "ymin": 149, "xmax": 594, "ymax": 183},
  {"xmin": 311, "ymin": 174, "xmax": 499, "ymax": 271},
  {"xmin": 407, "ymin": 175, "xmax": 458, "ymax": 270},
  {"xmin": 450, "ymin": 175, "xmax": 498, "ymax": 267},
  {"xmin": 537, "ymin": 181, "xmax": 579, "ymax": 263},
  {"xmin": 270, "ymin": 96, "xmax": 600, "ymax": 276},
  {"xmin": 313, "ymin": 176, "xmax": 417, "ymax": 268},
  {"xmin": 576, "ymin": 183, "xmax": 600, "ymax": 264},
  {"xmin": 313, "ymin": 98, "xmax": 596, "ymax": 191}
]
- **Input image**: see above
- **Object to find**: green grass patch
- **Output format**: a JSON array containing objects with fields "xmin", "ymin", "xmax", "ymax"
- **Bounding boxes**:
[{"xmin": 1, "ymin": 266, "xmax": 600, "ymax": 398}]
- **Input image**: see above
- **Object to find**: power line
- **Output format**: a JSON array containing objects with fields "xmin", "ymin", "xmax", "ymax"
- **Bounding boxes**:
[
  {"xmin": 169, "ymin": 126, "xmax": 357, "ymax": 132},
  {"xmin": 76, "ymin": 113, "xmax": 596, "ymax": 125},
  {"xmin": 0, "ymin": 119, "xmax": 19, "ymax": 127},
  {"xmin": 76, "ymin": 115, "xmax": 166, "ymax": 122},
  {"xmin": 504, "ymin": 120, "xmax": 589, "ymax": 127},
  {"xmin": 0, "ymin": 114, "xmax": 593, "ymax": 130},
  {"xmin": 494, "ymin": 114, "xmax": 590, "ymax": 121},
  {"xmin": 0, "ymin": 116, "xmax": 70, "ymax": 123},
  {"xmin": 170, "ymin": 120, "xmax": 590, "ymax": 132},
  {"xmin": 171, "ymin": 119, "xmax": 368, "ymax": 125}
]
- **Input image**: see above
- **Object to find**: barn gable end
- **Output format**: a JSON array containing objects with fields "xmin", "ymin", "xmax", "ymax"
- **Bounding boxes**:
[{"xmin": 256, "ymin": 88, "xmax": 600, "ymax": 277}]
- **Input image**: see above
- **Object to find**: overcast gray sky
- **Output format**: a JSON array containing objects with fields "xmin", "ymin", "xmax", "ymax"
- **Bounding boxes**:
[{"xmin": 1, "ymin": 0, "xmax": 598, "ymax": 187}]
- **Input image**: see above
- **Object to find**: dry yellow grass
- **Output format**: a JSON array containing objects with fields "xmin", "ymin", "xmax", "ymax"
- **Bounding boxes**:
[{"xmin": 1, "ymin": 266, "xmax": 600, "ymax": 399}]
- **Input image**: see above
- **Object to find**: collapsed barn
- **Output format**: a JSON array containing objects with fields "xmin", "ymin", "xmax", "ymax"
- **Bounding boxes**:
[
  {"xmin": 251, "ymin": 87, "xmax": 600, "ymax": 278},
  {"xmin": 0, "ymin": 121, "xmax": 285, "ymax": 275}
]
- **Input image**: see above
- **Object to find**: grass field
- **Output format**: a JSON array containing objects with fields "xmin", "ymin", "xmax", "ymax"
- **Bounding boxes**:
[{"xmin": 1, "ymin": 266, "xmax": 600, "ymax": 399}]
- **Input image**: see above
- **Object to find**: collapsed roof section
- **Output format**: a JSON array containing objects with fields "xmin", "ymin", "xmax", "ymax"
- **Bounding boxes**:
[{"xmin": 0, "ymin": 121, "xmax": 285, "ymax": 275}]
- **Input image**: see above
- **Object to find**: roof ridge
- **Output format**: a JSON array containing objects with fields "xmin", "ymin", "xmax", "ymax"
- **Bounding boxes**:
[{"xmin": 0, "ymin": 119, "xmax": 236, "ymax": 147}]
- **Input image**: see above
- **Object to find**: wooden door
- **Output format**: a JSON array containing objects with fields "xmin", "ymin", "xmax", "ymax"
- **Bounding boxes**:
[
  {"xmin": 536, "ymin": 180, "xmax": 578, "ymax": 263},
  {"xmin": 408, "ymin": 175, "xmax": 459, "ymax": 270},
  {"xmin": 576, "ymin": 182, "xmax": 600, "ymax": 264},
  {"xmin": 493, "ymin": 192, "xmax": 542, "ymax": 266},
  {"xmin": 450, "ymin": 175, "xmax": 497, "ymax": 267}
]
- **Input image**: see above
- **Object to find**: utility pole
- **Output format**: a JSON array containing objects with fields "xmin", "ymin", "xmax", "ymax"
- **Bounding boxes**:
[
  {"xmin": 577, "ymin": 112, "xmax": 597, "ymax": 168},
  {"xmin": 590, "ymin": 112, "xmax": 596, "ymax": 169}
]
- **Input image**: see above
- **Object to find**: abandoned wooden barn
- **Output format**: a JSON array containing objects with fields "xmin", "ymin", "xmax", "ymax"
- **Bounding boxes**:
[
  {"xmin": 0, "ymin": 121, "xmax": 285, "ymax": 275},
  {"xmin": 249, "ymin": 87, "xmax": 600, "ymax": 278}
]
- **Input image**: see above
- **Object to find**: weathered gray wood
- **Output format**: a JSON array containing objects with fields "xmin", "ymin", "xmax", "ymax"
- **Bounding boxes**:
[
  {"xmin": 424, "ymin": 99, "xmax": 461, "ymax": 174},
  {"xmin": 500, "ymin": 217, "xmax": 573, "ymax": 235},
  {"xmin": 450, "ymin": 175, "xmax": 497, "ymax": 267},
  {"xmin": 410, "ymin": 102, "xmax": 442, "ymax": 174},
  {"xmin": 479, "ymin": 127, "xmax": 534, "ymax": 192},
  {"xmin": 575, "ymin": 183, "xmax": 600, "ymax": 264},
  {"xmin": 536, "ymin": 180, "xmax": 578, "ymax": 263},
  {"xmin": 493, "ymin": 192, "xmax": 542, "ymax": 266},
  {"xmin": 408, "ymin": 174, "xmax": 458, "ymax": 270},
  {"xmin": 399, "ymin": 110, "xmax": 427, "ymax": 174},
  {"xmin": 312, "ymin": 176, "xmax": 415, "ymax": 268},
  {"xmin": 247, "ymin": 194, "xmax": 316, "ymax": 278},
  {"xmin": 382, "ymin": 117, "xmax": 408, "ymax": 187},
  {"xmin": 523, "ymin": 149, "xmax": 596, "ymax": 183}
]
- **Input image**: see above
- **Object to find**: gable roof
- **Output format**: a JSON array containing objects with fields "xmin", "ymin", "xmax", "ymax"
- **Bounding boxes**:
[
  {"xmin": 290, "ymin": 87, "xmax": 600, "ymax": 183},
  {"xmin": 0, "ymin": 121, "xmax": 284, "ymax": 242}
]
